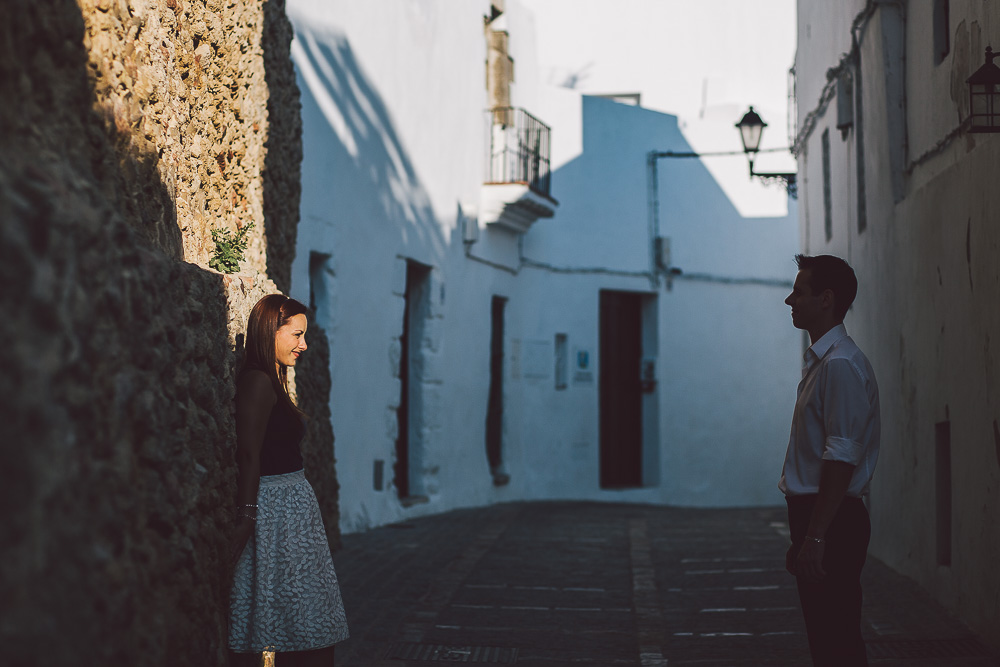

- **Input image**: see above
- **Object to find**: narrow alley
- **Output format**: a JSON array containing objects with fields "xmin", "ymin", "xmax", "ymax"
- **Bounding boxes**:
[
  {"xmin": 6, "ymin": 1, "xmax": 1000, "ymax": 664},
  {"xmin": 332, "ymin": 502, "xmax": 998, "ymax": 667}
]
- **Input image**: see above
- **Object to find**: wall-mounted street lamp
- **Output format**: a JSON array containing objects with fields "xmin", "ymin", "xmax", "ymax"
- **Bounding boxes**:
[
  {"xmin": 735, "ymin": 106, "xmax": 797, "ymax": 198},
  {"xmin": 967, "ymin": 46, "xmax": 1000, "ymax": 133},
  {"xmin": 646, "ymin": 107, "xmax": 796, "ymax": 282}
]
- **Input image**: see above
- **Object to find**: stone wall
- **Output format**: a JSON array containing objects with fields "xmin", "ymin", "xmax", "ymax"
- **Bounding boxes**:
[
  {"xmin": 0, "ymin": 0, "xmax": 325, "ymax": 664},
  {"xmin": 295, "ymin": 321, "xmax": 342, "ymax": 552}
]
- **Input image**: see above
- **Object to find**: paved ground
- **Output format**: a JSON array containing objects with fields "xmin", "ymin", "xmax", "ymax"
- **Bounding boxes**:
[{"xmin": 330, "ymin": 502, "xmax": 999, "ymax": 666}]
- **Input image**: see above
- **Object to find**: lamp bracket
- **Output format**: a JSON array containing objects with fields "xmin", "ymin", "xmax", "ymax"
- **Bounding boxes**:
[{"xmin": 750, "ymin": 170, "xmax": 797, "ymax": 199}]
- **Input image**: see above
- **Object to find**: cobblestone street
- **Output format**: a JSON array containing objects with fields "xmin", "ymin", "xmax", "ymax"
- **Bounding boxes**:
[{"xmin": 331, "ymin": 502, "xmax": 998, "ymax": 667}]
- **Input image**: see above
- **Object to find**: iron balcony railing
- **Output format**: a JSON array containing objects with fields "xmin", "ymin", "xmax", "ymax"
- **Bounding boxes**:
[{"xmin": 485, "ymin": 107, "xmax": 552, "ymax": 197}]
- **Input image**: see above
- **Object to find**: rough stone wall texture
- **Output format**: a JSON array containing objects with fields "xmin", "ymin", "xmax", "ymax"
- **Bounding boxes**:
[
  {"xmin": 0, "ymin": 0, "xmax": 327, "ymax": 665},
  {"xmin": 295, "ymin": 321, "xmax": 341, "ymax": 552},
  {"xmin": 260, "ymin": 0, "xmax": 303, "ymax": 292}
]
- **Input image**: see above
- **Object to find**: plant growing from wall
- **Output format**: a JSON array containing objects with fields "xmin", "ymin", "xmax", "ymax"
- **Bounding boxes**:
[{"xmin": 209, "ymin": 222, "xmax": 254, "ymax": 273}]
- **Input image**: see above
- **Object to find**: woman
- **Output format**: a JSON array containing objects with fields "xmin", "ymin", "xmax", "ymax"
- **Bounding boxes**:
[{"xmin": 229, "ymin": 294, "xmax": 349, "ymax": 666}]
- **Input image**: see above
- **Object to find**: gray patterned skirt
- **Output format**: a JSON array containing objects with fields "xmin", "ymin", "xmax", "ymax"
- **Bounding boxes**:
[{"xmin": 229, "ymin": 470, "xmax": 349, "ymax": 653}]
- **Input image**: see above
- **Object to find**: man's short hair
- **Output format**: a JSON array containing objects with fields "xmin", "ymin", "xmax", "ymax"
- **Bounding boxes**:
[{"xmin": 794, "ymin": 254, "xmax": 858, "ymax": 321}]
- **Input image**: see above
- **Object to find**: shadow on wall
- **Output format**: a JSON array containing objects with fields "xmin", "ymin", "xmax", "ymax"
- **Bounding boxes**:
[
  {"xmin": 262, "ymin": 0, "xmax": 303, "ymax": 293},
  {"xmin": 292, "ymin": 25, "xmax": 445, "ymax": 256},
  {"xmin": 262, "ymin": 0, "xmax": 342, "ymax": 552},
  {"xmin": 0, "ymin": 1, "xmax": 296, "ymax": 665}
]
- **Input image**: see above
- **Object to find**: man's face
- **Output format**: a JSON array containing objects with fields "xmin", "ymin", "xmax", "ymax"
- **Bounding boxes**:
[{"xmin": 784, "ymin": 270, "xmax": 824, "ymax": 331}]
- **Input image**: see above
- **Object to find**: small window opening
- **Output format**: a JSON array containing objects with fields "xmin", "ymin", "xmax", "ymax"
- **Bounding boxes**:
[
  {"xmin": 555, "ymin": 333, "xmax": 568, "ymax": 390},
  {"xmin": 821, "ymin": 129, "xmax": 832, "ymax": 242},
  {"xmin": 935, "ymin": 420, "xmax": 952, "ymax": 566},
  {"xmin": 836, "ymin": 71, "xmax": 854, "ymax": 136},
  {"xmin": 308, "ymin": 251, "xmax": 333, "ymax": 329},
  {"xmin": 933, "ymin": 0, "xmax": 950, "ymax": 66}
]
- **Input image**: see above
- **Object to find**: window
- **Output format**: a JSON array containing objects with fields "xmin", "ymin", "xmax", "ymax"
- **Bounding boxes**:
[
  {"xmin": 308, "ymin": 251, "xmax": 333, "ymax": 329},
  {"xmin": 836, "ymin": 71, "xmax": 854, "ymax": 135},
  {"xmin": 554, "ymin": 333, "xmax": 568, "ymax": 390},
  {"xmin": 821, "ymin": 129, "xmax": 832, "ymax": 242},
  {"xmin": 933, "ymin": 0, "xmax": 950, "ymax": 66},
  {"xmin": 854, "ymin": 62, "xmax": 867, "ymax": 233},
  {"xmin": 935, "ymin": 421, "xmax": 952, "ymax": 566}
]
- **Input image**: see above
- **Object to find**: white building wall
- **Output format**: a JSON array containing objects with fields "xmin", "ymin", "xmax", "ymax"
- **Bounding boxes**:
[
  {"xmin": 287, "ymin": 0, "xmax": 501, "ymax": 532},
  {"xmin": 286, "ymin": 0, "xmax": 800, "ymax": 535},
  {"xmin": 794, "ymin": 0, "xmax": 1000, "ymax": 650},
  {"xmin": 522, "ymin": 94, "xmax": 800, "ymax": 507}
]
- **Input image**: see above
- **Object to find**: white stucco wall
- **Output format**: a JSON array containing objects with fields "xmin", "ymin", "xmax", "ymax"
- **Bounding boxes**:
[
  {"xmin": 286, "ymin": 0, "xmax": 800, "ymax": 536},
  {"xmin": 522, "ymin": 95, "xmax": 800, "ymax": 507},
  {"xmin": 287, "ymin": 0, "xmax": 501, "ymax": 532},
  {"xmin": 794, "ymin": 0, "xmax": 1000, "ymax": 650}
]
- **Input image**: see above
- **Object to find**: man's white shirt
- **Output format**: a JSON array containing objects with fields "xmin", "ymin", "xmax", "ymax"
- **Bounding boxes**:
[{"xmin": 779, "ymin": 324, "xmax": 881, "ymax": 498}]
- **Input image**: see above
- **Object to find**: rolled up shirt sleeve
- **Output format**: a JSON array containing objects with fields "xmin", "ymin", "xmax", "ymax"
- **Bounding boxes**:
[{"xmin": 821, "ymin": 358, "xmax": 871, "ymax": 466}]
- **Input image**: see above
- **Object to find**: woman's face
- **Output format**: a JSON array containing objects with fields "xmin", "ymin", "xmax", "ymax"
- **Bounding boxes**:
[{"xmin": 274, "ymin": 313, "xmax": 308, "ymax": 368}]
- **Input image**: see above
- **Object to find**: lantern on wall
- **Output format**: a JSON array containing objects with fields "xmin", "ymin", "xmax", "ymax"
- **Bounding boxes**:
[
  {"xmin": 967, "ymin": 46, "xmax": 1000, "ymax": 133},
  {"xmin": 735, "ymin": 106, "xmax": 797, "ymax": 198},
  {"xmin": 735, "ymin": 106, "xmax": 767, "ymax": 156}
]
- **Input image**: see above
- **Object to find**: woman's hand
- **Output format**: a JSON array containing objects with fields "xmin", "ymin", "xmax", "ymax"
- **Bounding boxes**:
[{"xmin": 230, "ymin": 517, "xmax": 255, "ymax": 566}]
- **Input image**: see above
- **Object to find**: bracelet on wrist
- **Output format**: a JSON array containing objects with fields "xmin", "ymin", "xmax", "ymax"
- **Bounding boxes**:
[{"xmin": 804, "ymin": 535, "xmax": 825, "ymax": 544}]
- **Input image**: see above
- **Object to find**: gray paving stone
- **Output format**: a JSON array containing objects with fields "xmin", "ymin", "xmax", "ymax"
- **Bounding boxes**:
[{"xmin": 330, "ymin": 502, "xmax": 999, "ymax": 666}]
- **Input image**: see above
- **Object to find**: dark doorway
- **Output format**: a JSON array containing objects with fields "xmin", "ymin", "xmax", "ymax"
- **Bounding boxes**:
[
  {"xmin": 486, "ymin": 295, "xmax": 509, "ymax": 485},
  {"xmin": 599, "ymin": 290, "xmax": 643, "ymax": 488},
  {"xmin": 395, "ymin": 260, "xmax": 430, "ymax": 500}
]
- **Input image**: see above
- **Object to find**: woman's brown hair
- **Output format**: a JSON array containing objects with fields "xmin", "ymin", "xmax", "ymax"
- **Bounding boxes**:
[{"xmin": 243, "ymin": 293, "xmax": 308, "ymax": 415}]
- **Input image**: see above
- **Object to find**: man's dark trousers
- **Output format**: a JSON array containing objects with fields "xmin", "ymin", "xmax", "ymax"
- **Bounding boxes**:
[{"xmin": 786, "ymin": 495, "xmax": 870, "ymax": 667}]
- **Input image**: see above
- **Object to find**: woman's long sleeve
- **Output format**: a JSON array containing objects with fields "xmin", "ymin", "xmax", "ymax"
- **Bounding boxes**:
[{"xmin": 234, "ymin": 370, "xmax": 276, "ymax": 508}]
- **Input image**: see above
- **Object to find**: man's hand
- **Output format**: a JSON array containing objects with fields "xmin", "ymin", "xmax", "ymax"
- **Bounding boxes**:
[{"xmin": 795, "ymin": 539, "xmax": 827, "ymax": 582}]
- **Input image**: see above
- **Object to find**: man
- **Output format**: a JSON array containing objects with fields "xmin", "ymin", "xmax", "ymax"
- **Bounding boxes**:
[{"xmin": 780, "ymin": 254, "xmax": 880, "ymax": 666}]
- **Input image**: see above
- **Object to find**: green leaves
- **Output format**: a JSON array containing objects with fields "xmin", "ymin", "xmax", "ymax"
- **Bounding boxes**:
[{"xmin": 209, "ymin": 221, "xmax": 254, "ymax": 274}]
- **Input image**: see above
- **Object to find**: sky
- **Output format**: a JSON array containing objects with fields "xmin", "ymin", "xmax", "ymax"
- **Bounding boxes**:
[{"xmin": 520, "ymin": 0, "xmax": 798, "ymax": 218}]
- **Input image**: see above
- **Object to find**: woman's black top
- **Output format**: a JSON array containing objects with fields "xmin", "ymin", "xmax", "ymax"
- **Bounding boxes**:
[
  {"xmin": 238, "ymin": 368, "xmax": 305, "ymax": 476},
  {"xmin": 260, "ymin": 393, "xmax": 305, "ymax": 475}
]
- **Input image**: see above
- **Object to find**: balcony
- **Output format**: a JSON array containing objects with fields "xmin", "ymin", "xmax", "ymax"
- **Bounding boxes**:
[{"xmin": 480, "ymin": 107, "xmax": 558, "ymax": 233}]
